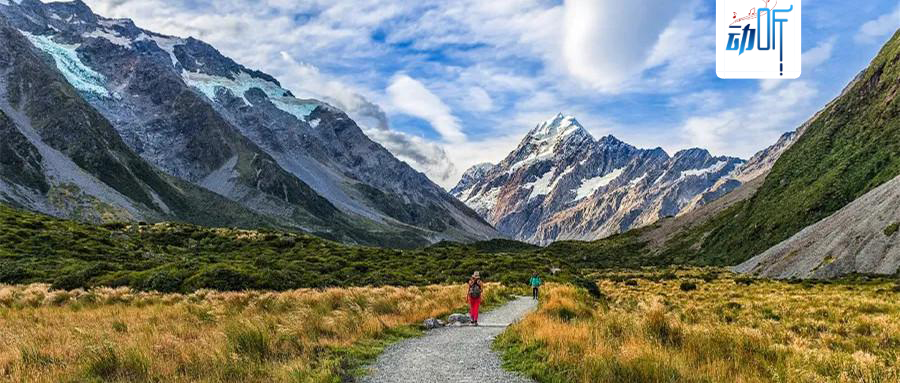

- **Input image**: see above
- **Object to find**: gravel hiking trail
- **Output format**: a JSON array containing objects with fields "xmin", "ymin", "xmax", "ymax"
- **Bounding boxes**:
[{"xmin": 359, "ymin": 296, "xmax": 537, "ymax": 383}]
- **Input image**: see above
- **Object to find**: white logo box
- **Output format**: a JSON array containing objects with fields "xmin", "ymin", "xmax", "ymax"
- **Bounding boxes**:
[{"xmin": 716, "ymin": 0, "xmax": 802, "ymax": 79}]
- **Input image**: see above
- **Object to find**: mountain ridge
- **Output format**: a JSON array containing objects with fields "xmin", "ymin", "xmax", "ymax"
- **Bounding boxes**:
[{"xmin": 452, "ymin": 113, "xmax": 749, "ymax": 244}]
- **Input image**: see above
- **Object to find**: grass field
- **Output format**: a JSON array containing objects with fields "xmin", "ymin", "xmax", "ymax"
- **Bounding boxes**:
[
  {"xmin": 498, "ymin": 269, "xmax": 900, "ymax": 383},
  {"xmin": 0, "ymin": 283, "xmax": 518, "ymax": 382}
]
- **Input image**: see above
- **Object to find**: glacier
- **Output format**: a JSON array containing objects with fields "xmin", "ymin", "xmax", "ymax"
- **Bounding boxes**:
[
  {"xmin": 22, "ymin": 32, "xmax": 110, "ymax": 97},
  {"xmin": 182, "ymin": 70, "xmax": 318, "ymax": 120}
]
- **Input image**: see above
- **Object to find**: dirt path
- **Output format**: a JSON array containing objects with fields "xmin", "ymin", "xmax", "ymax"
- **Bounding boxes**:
[{"xmin": 359, "ymin": 296, "xmax": 537, "ymax": 383}]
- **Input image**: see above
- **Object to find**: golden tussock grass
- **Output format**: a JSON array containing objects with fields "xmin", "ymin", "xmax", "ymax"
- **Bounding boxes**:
[
  {"xmin": 498, "ymin": 270, "xmax": 899, "ymax": 383},
  {"xmin": 0, "ymin": 283, "xmax": 516, "ymax": 382}
]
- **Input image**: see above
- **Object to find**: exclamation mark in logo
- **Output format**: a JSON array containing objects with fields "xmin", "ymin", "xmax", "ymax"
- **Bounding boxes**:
[{"xmin": 774, "ymin": 5, "xmax": 794, "ymax": 76}]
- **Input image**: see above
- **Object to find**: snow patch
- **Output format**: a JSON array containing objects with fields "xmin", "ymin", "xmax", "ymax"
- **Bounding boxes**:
[
  {"xmin": 525, "ymin": 167, "xmax": 556, "ymax": 199},
  {"xmin": 682, "ymin": 161, "xmax": 727, "ymax": 177},
  {"xmin": 143, "ymin": 34, "xmax": 183, "ymax": 69},
  {"xmin": 22, "ymin": 32, "xmax": 110, "ymax": 97},
  {"xmin": 575, "ymin": 167, "xmax": 624, "ymax": 201},
  {"xmin": 628, "ymin": 173, "xmax": 647, "ymax": 185},
  {"xmin": 467, "ymin": 186, "xmax": 501, "ymax": 213},
  {"xmin": 83, "ymin": 28, "xmax": 132, "ymax": 48}
]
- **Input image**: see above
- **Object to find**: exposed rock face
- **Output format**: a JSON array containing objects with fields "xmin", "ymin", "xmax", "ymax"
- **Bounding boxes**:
[
  {"xmin": 680, "ymin": 130, "xmax": 798, "ymax": 214},
  {"xmin": 452, "ymin": 114, "xmax": 746, "ymax": 244},
  {"xmin": 735, "ymin": 174, "xmax": 900, "ymax": 279},
  {"xmin": 0, "ymin": 0, "xmax": 496, "ymax": 246}
]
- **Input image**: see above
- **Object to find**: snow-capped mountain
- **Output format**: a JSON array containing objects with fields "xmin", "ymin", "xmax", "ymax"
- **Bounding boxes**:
[
  {"xmin": 0, "ymin": 0, "xmax": 496, "ymax": 246},
  {"xmin": 452, "ymin": 113, "xmax": 747, "ymax": 244}
]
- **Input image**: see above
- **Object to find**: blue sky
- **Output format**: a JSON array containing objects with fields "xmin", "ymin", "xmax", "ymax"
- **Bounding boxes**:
[{"xmin": 84, "ymin": 0, "xmax": 900, "ymax": 188}]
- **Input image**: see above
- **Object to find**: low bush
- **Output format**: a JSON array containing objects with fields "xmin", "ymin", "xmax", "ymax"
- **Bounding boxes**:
[{"xmin": 679, "ymin": 281, "xmax": 697, "ymax": 291}]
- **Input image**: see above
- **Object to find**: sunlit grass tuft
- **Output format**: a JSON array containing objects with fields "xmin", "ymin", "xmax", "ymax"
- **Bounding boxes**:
[
  {"xmin": 497, "ymin": 269, "xmax": 899, "ymax": 383},
  {"xmin": 0, "ymin": 282, "xmax": 518, "ymax": 382}
]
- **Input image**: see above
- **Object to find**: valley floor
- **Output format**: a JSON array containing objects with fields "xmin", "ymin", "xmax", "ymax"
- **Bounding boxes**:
[{"xmin": 1, "ymin": 269, "xmax": 897, "ymax": 382}]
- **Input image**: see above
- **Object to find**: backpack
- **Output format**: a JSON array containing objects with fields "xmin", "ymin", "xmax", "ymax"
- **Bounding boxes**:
[{"xmin": 469, "ymin": 282, "xmax": 482, "ymax": 298}]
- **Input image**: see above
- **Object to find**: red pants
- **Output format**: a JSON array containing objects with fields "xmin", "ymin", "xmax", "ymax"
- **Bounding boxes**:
[{"xmin": 469, "ymin": 297, "xmax": 481, "ymax": 322}]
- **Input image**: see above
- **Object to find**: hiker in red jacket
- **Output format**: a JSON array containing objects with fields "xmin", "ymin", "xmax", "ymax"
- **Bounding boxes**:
[{"xmin": 467, "ymin": 271, "xmax": 484, "ymax": 326}]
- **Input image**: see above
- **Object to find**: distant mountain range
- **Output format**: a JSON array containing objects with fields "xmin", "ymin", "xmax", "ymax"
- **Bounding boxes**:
[
  {"xmin": 0, "ymin": 0, "xmax": 497, "ymax": 247},
  {"xmin": 451, "ymin": 113, "xmax": 797, "ymax": 244}
]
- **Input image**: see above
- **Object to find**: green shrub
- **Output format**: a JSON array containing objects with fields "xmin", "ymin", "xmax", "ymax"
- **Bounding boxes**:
[
  {"xmin": 187, "ymin": 266, "xmax": 257, "ymax": 291},
  {"xmin": 20, "ymin": 347, "xmax": 57, "ymax": 367},
  {"xmin": 679, "ymin": 281, "xmax": 697, "ymax": 291},
  {"xmin": 225, "ymin": 322, "xmax": 272, "ymax": 360},
  {"xmin": 761, "ymin": 307, "xmax": 781, "ymax": 321},
  {"xmin": 83, "ymin": 347, "xmax": 149, "ymax": 381},
  {"xmin": 145, "ymin": 271, "xmax": 183, "ymax": 293},
  {"xmin": 573, "ymin": 276, "xmax": 605, "ymax": 300},
  {"xmin": 112, "ymin": 321, "xmax": 128, "ymax": 333},
  {"xmin": 644, "ymin": 310, "xmax": 683, "ymax": 347},
  {"xmin": 0, "ymin": 264, "xmax": 29, "ymax": 284},
  {"xmin": 885, "ymin": 222, "xmax": 899, "ymax": 236},
  {"xmin": 700, "ymin": 271, "xmax": 719, "ymax": 282},
  {"xmin": 52, "ymin": 272, "xmax": 89, "ymax": 291}
]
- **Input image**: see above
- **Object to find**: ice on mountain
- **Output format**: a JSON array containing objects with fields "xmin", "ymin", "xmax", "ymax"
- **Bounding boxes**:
[
  {"xmin": 272, "ymin": 98, "xmax": 318, "ymax": 120},
  {"xmin": 22, "ymin": 32, "xmax": 110, "ymax": 97},
  {"xmin": 183, "ymin": 70, "xmax": 318, "ymax": 120},
  {"xmin": 575, "ymin": 167, "xmax": 624, "ymax": 201}
]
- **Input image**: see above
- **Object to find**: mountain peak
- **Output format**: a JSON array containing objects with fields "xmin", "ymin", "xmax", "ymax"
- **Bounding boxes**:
[
  {"xmin": 526, "ymin": 113, "xmax": 588, "ymax": 142},
  {"xmin": 598, "ymin": 134, "xmax": 624, "ymax": 146},
  {"xmin": 461, "ymin": 163, "xmax": 494, "ymax": 179}
]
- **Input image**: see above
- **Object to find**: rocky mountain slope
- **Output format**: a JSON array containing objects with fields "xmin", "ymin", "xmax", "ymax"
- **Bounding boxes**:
[
  {"xmin": 734, "ymin": 174, "xmax": 900, "ymax": 279},
  {"xmin": 0, "ymin": 0, "xmax": 496, "ymax": 246},
  {"xmin": 652, "ymin": 30, "xmax": 900, "ymax": 268},
  {"xmin": 451, "ymin": 114, "xmax": 746, "ymax": 243},
  {"xmin": 0, "ymin": 15, "xmax": 274, "ymax": 228}
]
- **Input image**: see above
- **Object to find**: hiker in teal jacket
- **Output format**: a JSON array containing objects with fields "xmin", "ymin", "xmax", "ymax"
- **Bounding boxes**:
[{"xmin": 529, "ymin": 273, "xmax": 542, "ymax": 300}]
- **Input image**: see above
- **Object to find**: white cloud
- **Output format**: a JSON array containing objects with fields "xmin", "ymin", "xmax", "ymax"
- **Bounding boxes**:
[
  {"xmin": 803, "ymin": 37, "xmax": 837, "ymax": 69},
  {"xmin": 680, "ymin": 81, "xmax": 817, "ymax": 158},
  {"xmin": 855, "ymin": 6, "xmax": 900, "ymax": 43},
  {"xmin": 363, "ymin": 128, "xmax": 457, "ymax": 183},
  {"xmin": 562, "ymin": 0, "xmax": 683, "ymax": 92},
  {"xmin": 386, "ymin": 74, "xmax": 466, "ymax": 143},
  {"xmin": 465, "ymin": 87, "xmax": 495, "ymax": 112}
]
